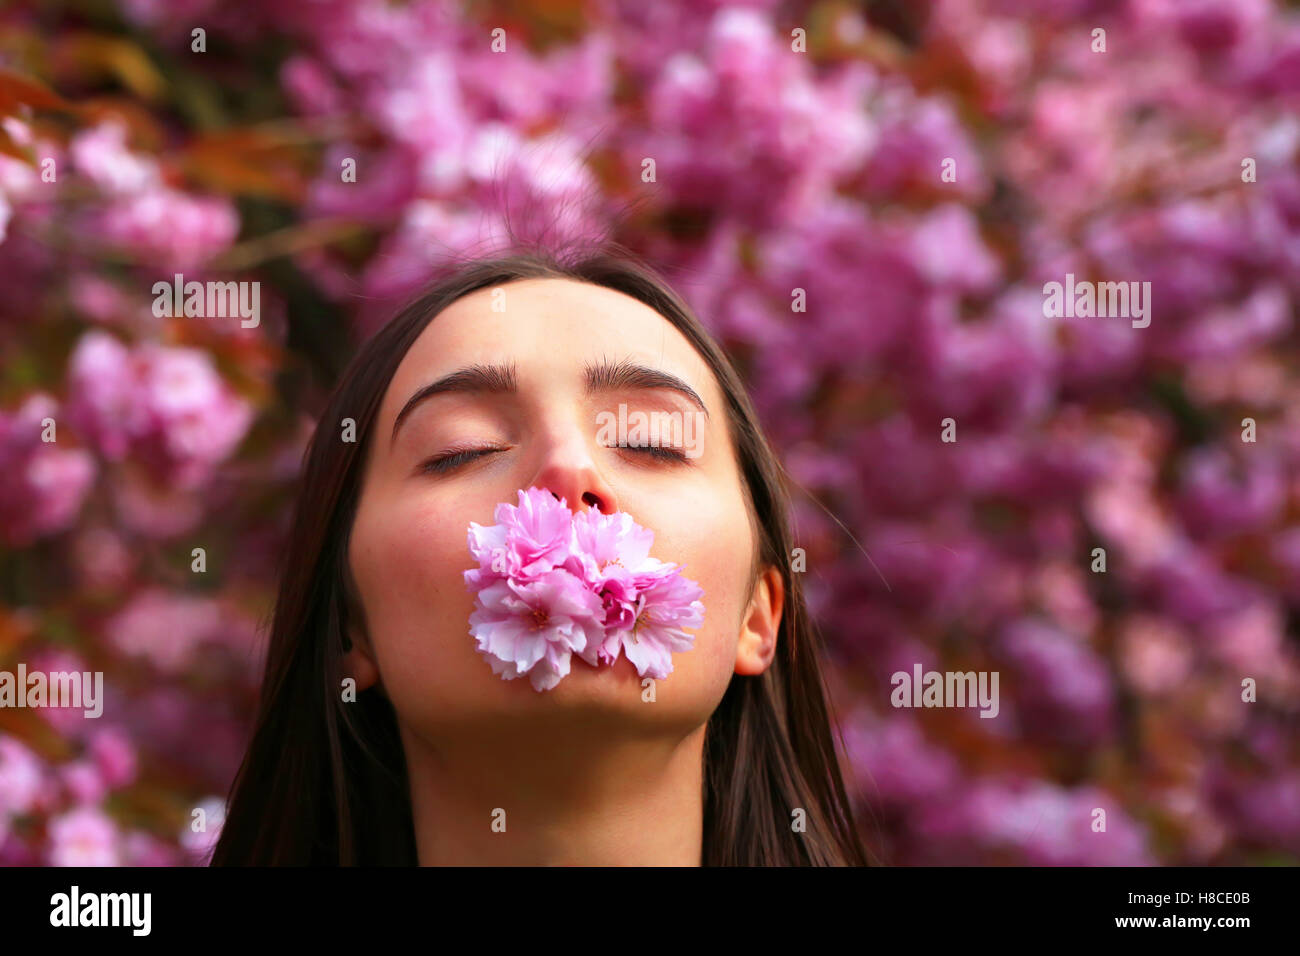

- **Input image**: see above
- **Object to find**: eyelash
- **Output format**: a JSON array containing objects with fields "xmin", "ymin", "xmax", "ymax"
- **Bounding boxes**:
[
  {"xmin": 419, "ymin": 441, "xmax": 688, "ymax": 474},
  {"xmin": 420, "ymin": 445, "xmax": 505, "ymax": 475},
  {"xmin": 606, "ymin": 442, "xmax": 689, "ymax": 463}
]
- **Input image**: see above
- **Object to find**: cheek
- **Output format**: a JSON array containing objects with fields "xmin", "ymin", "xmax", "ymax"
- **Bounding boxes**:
[
  {"xmin": 647, "ymin": 492, "xmax": 757, "ymax": 698},
  {"xmin": 349, "ymin": 497, "xmax": 489, "ymax": 713}
]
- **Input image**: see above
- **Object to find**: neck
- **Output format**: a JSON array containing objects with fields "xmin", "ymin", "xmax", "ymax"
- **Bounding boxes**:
[{"xmin": 402, "ymin": 721, "xmax": 706, "ymax": 866}]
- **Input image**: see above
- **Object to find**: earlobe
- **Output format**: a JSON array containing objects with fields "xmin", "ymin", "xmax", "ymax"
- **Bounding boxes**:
[
  {"xmin": 341, "ymin": 570, "xmax": 381, "ymax": 692},
  {"xmin": 342, "ymin": 627, "xmax": 381, "ymax": 692},
  {"xmin": 734, "ymin": 566, "xmax": 784, "ymax": 676}
]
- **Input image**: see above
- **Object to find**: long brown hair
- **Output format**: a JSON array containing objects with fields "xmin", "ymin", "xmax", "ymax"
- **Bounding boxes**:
[{"xmin": 210, "ymin": 243, "xmax": 872, "ymax": 865}]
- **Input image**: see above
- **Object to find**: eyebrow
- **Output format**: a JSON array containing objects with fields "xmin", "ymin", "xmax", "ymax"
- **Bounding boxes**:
[
  {"xmin": 585, "ymin": 357, "xmax": 709, "ymax": 419},
  {"xmin": 390, "ymin": 358, "xmax": 709, "ymax": 446}
]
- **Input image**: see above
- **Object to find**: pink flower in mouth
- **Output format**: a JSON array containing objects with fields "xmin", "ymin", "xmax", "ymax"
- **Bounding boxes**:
[
  {"xmin": 465, "ymin": 485, "xmax": 573, "ymax": 589},
  {"xmin": 464, "ymin": 487, "xmax": 706, "ymax": 691},
  {"xmin": 617, "ymin": 568, "xmax": 705, "ymax": 680},
  {"xmin": 569, "ymin": 506, "xmax": 658, "ymax": 577},
  {"xmin": 468, "ymin": 569, "xmax": 606, "ymax": 692},
  {"xmin": 568, "ymin": 504, "xmax": 671, "ymax": 666}
]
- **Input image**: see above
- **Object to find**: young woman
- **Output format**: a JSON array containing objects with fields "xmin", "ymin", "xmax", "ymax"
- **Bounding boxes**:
[{"xmin": 210, "ymin": 245, "xmax": 871, "ymax": 865}]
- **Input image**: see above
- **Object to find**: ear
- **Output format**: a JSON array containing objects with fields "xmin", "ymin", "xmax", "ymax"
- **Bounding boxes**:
[
  {"xmin": 734, "ymin": 565, "xmax": 783, "ymax": 676},
  {"xmin": 342, "ymin": 620, "xmax": 381, "ymax": 693},
  {"xmin": 340, "ymin": 564, "xmax": 381, "ymax": 692}
]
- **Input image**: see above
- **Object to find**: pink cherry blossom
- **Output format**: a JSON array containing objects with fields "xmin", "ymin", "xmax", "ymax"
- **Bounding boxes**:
[
  {"xmin": 48, "ymin": 806, "xmax": 121, "ymax": 867},
  {"xmin": 66, "ymin": 330, "xmax": 254, "ymax": 490},
  {"xmin": 615, "ymin": 568, "xmax": 705, "ymax": 680},
  {"xmin": 69, "ymin": 119, "xmax": 161, "ymax": 195},
  {"xmin": 90, "ymin": 727, "xmax": 138, "ymax": 790},
  {"xmin": 468, "ymin": 570, "xmax": 606, "ymax": 692},
  {"xmin": 0, "ymin": 735, "xmax": 45, "ymax": 821},
  {"xmin": 466, "ymin": 485, "xmax": 574, "ymax": 586},
  {"xmin": 0, "ymin": 394, "xmax": 96, "ymax": 546},
  {"xmin": 465, "ymin": 487, "xmax": 706, "ymax": 690},
  {"xmin": 60, "ymin": 761, "xmax": 106, "ymax": 806}
]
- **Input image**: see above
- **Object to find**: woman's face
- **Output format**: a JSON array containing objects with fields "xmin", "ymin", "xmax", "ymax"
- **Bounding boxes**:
[{"xmin": 346, "ymin": 277, "xmax": 779, "ymax": 742}]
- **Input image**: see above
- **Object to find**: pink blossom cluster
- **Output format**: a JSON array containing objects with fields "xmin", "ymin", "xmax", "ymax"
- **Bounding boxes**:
[
  {"xmin": 68, "ymin": 119, "xmax": 239, "ymax": 270},
  {"xmin": 0, "ymin": 637, "xmax": 239, "ymax": 866},
  {"xmin": 0, "ymin": 728, "xmax": 191, "ymax": 866},
  {"xmin": 0, "ymin": 118, "xmax": 44, "ymax": 244},
  {"xmin": 465, "ymin": 487, "xmax": 705, "ymax": 691},
  {"xmin": 0, "ymin": 394, "xmax": 95, "ymax": 547},
  {"xmin": 65, "ymin": 330, "xmax": 254, "ymax": 490}
]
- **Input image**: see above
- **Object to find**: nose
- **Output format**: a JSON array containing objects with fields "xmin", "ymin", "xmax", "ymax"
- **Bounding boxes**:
[{"xmin": 528, "ymin": 421, "xmax": 619, "ymax": 516}]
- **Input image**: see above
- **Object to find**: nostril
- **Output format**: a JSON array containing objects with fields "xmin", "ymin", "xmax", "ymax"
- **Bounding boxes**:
[{"xmin": 581, "ymin": 491, "xmax": 601, "ymax": 510}]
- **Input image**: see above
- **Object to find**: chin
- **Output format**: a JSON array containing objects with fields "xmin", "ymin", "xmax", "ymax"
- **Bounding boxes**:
[
  {"xmin": 539, "ymin": 653, "xmax": 720, "ymax": 734},
  {"xmin": 486, "ymin": 652, "xmax": 682, "ymax": 723},
  {"xmin": 539, "ymin": 652, "xmax": 651, "ymax": 705}
]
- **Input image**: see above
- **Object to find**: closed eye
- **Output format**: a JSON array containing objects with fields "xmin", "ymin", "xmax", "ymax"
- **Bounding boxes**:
[
  {"xmin": 420, "ymin": 441, "xmax": 687, "ymax": 475},
  {"xmin": 419, "ymin": 445, "xmax": 507, "ymax": 475},
  {"xmin": 607, "ymin": 442, "xmax": 689, "ymax": 463}
]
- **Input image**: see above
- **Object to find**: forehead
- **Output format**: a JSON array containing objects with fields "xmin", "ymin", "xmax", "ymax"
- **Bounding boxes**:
[{"xmin": 382, "ymin": 276, "xmax": 721, "ymax": 409}]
